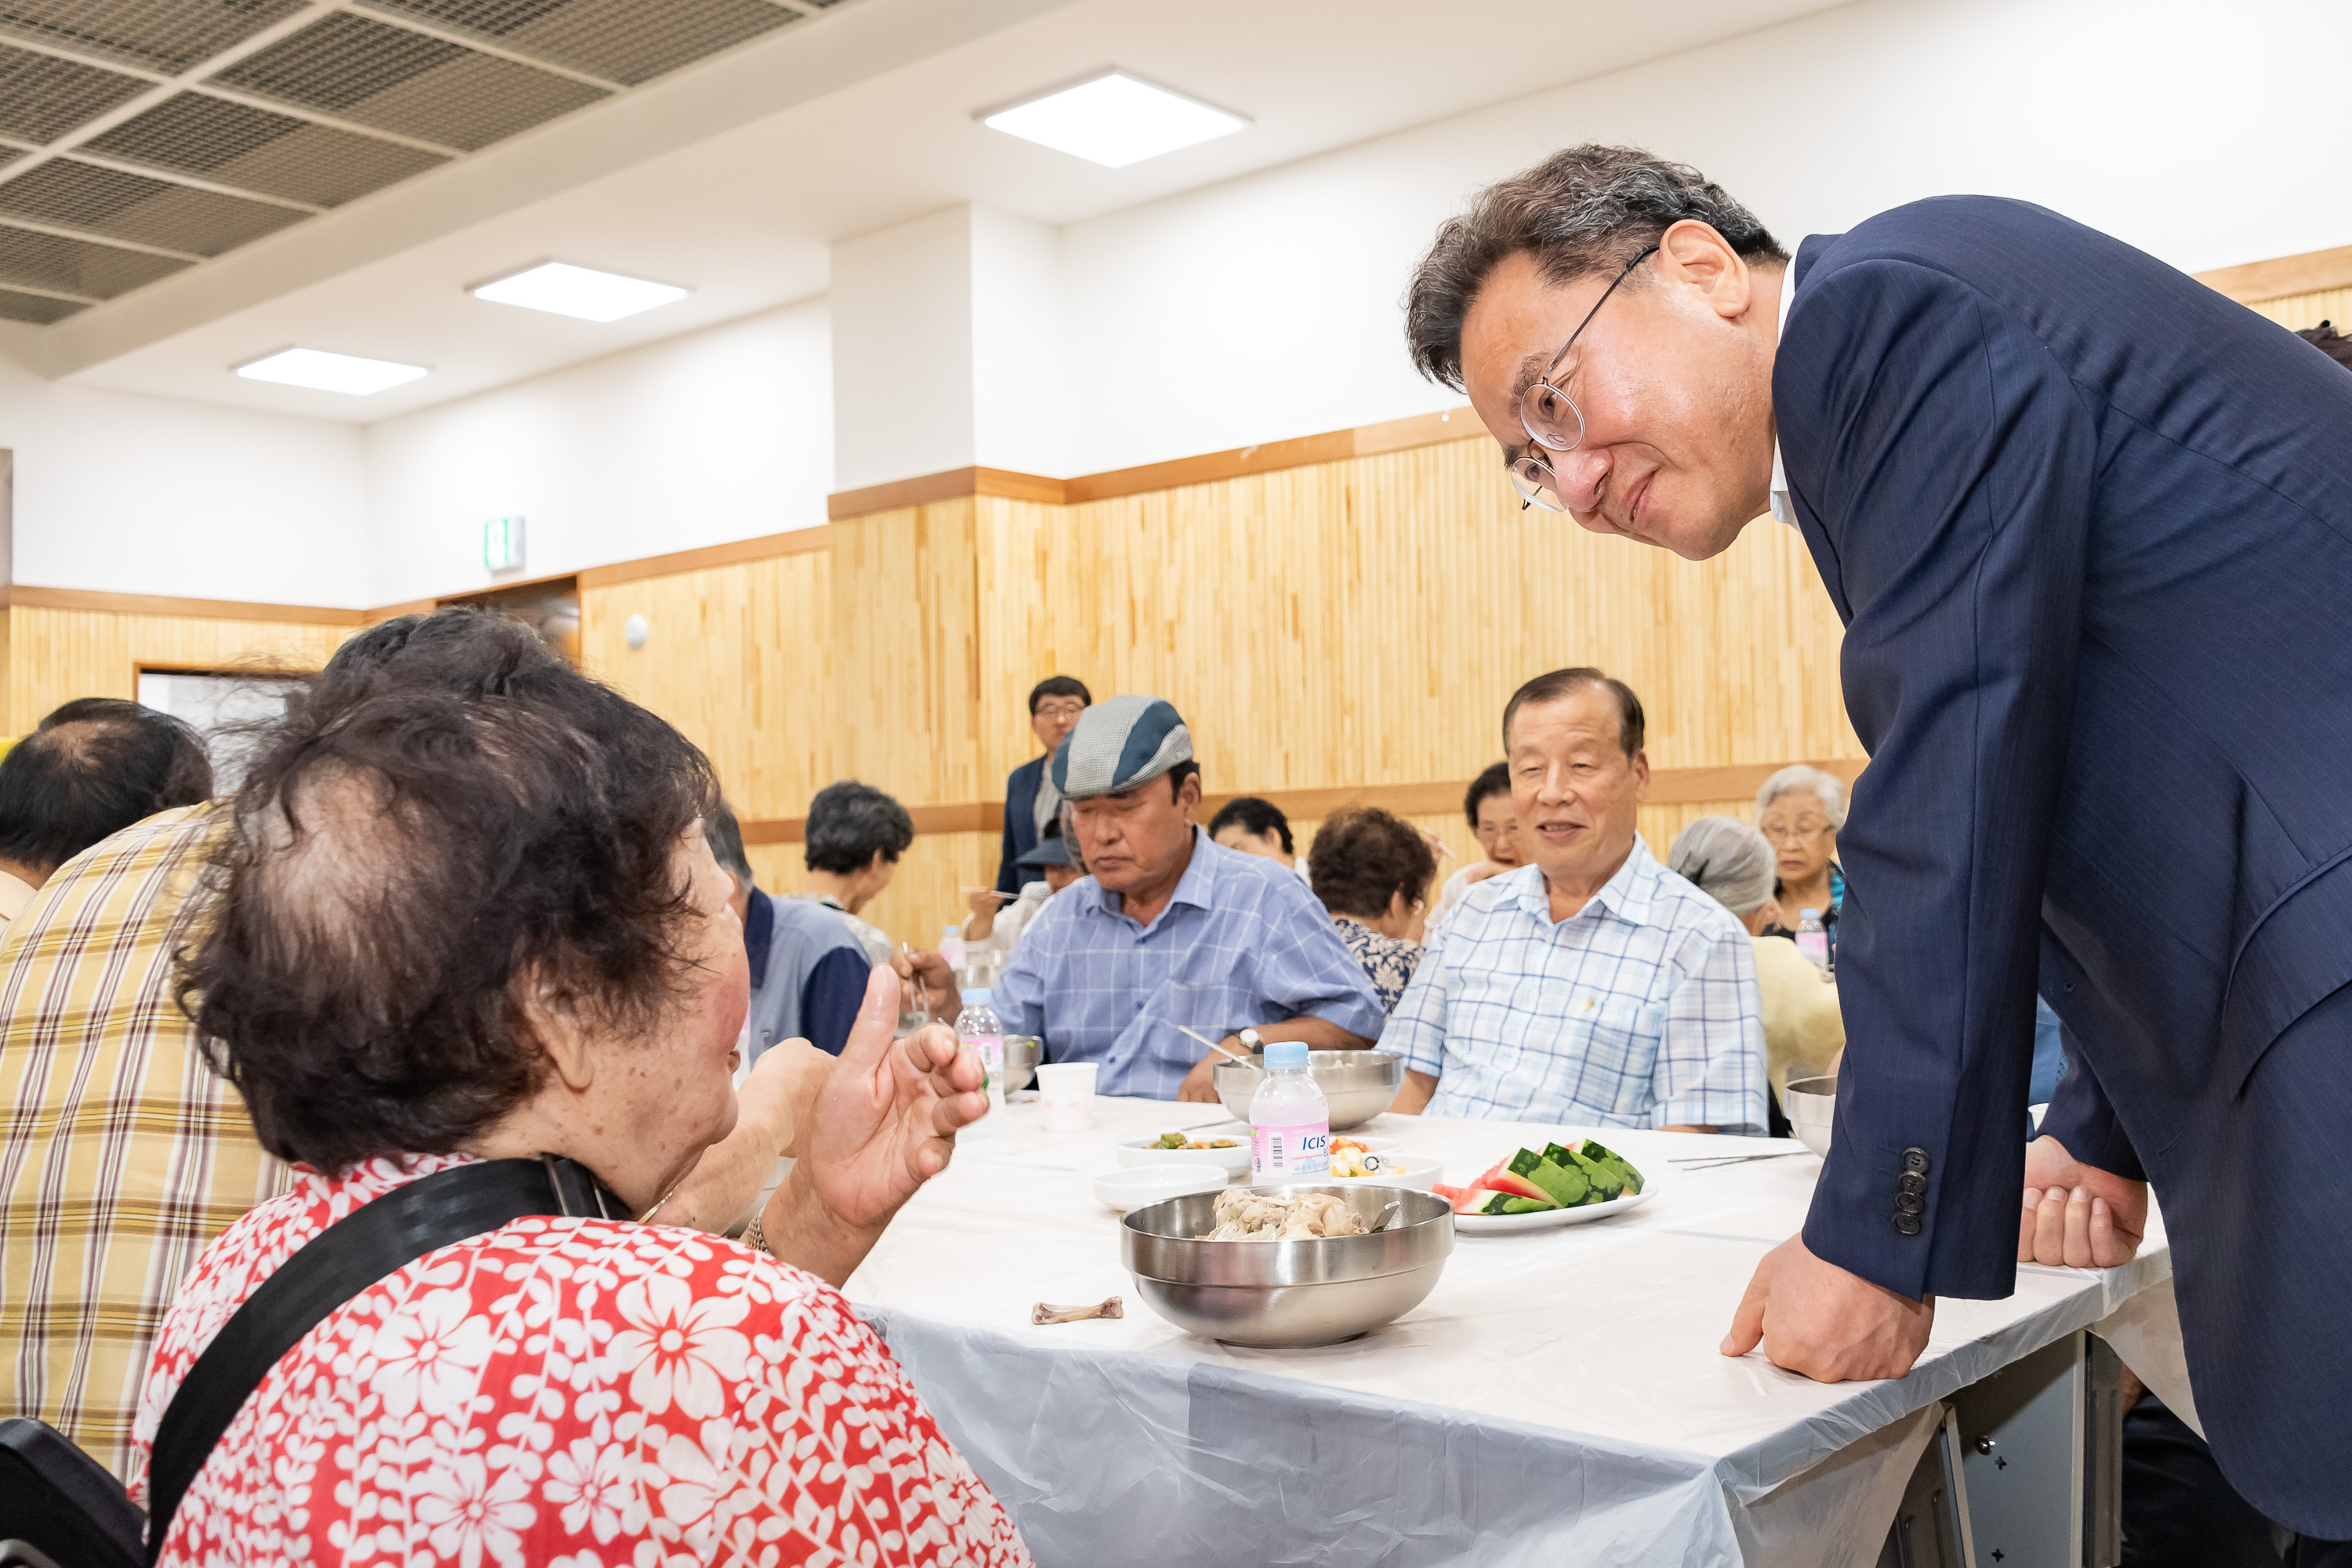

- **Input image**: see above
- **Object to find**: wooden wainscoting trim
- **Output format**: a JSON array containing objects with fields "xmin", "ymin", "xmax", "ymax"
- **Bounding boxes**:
[
  {"xmin": 739, "ymin": 759, "xmax": 1867, "ymax": 846},
  {"xmin": 2, "ymin": 584, "xmax": 368, "ymax": 626},
  {"xmin": 2196, "ymin": 243, "xmax": 2352, "ymax": 303},
  {"xmin": 827, "ymin": 466, "xmax": 1073, "ymax": 521},
  {"xmin": 579, "ymin": 526, "xmax": 830, "ymax": 589}
]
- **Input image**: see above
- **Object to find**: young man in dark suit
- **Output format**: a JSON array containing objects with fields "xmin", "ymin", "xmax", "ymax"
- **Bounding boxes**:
[{"xmin": 993, "ymin": 676, "xmax": 1091, "ymax": 898}]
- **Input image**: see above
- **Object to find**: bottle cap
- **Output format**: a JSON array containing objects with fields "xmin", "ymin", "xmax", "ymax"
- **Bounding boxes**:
[
  {"xmin": 1800, "ymin": 909, "xmax": 1820, "ymax": 919},
  {"xmin": 1263, "ymin": 1040, "xmax": 1308, "ymax": 1070},
  {"xmin": 960, "ymin": 987, "xmax": 992, "ymax": 1005}
]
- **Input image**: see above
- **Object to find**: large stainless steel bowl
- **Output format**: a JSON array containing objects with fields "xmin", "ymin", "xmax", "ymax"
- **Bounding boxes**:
[
  {"xmin": 1000, "ymin": 1035, "xmax": 1039, "ymax": 1095},
  {"xmin": 1211, "ymin": 1049, "xmax": 1404, "ymax": 1131},
  {"xmin": 1120, "ymin": 1184, "xmax": 1454, "ymax": 1347}
]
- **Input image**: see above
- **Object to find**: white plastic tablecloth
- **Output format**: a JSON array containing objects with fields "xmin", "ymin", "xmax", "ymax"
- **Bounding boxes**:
[{"xmin": 844, "ymin": 1097, "xmax": 2176, "ymax": 1566}]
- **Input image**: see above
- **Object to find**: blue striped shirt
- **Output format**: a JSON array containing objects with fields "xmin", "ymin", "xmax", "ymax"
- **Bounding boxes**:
[
  {"xmin": 1387, "ymin": 837, "xmax": 1767, "ymax": 1131},
  {"xmin": 995, "ymin": 829, "xmax": 1386, "ymax": 1099}
]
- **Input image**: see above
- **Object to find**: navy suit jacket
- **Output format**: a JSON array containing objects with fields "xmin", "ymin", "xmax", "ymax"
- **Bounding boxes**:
[
  {"xmin": 997, "ymin": 754, "xmax": 1047, "ymax": 896},
  {"xmin": 1779, "ymin": 198, "xmax": 2352, "ymax": 1527}
]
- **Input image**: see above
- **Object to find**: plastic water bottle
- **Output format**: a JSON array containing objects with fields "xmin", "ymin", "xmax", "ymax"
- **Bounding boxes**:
[
  {"xmin": 939, "ymin": 923, "xmax": 967, "ymax": 977},
  {"xmin": 1249, "ymin": 1040, "xmax": 1330, "ymax": 1181},
  {"xmin": 1795, "ymin": 909, "xmax": 1830, "ymax": 973},
  {"xmin": 953, "ymin": 987, "xmax": 1004, "ymax": 1131}
]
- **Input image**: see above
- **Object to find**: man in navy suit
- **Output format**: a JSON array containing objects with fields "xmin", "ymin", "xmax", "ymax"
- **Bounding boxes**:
[
  {"xmin": 1406, "ymin": 145, "xmax": 2352, "ymax": 1546},
  {"xmin": 993, "ymin": 675, "xmax": 1091, "ymax": 898}
]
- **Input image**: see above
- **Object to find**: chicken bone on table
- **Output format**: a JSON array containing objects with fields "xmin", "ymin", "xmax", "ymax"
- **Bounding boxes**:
[{"xmin": 844, "ymin": 1094, "xmax": 2176, "ymax": 1566}]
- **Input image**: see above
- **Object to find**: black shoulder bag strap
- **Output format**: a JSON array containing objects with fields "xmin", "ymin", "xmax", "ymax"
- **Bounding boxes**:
[{"xmin": 142, "ymin": 1154, "xmax": 619, "ymax": 1563}]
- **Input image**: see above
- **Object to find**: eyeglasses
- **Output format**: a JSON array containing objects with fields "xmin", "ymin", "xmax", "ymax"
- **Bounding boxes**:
[
  {"xmin": 1507, "ymin": 243, "xmax": 1659, "ymax": 512},
  {"xmin": 1034, "ymin": 702, "xmax": 1087, "ymax": 720}
]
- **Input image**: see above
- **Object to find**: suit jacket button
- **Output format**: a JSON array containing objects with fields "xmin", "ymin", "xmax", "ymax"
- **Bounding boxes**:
[
  {"xmin": 1895, "ymin": 1192, "xmax": 1925, "ymax": 1215},
  {"xmin": 1893, "ymin": 1212, "xmax": 1923, "ymax": 1236},
  {"xmin": 1902, "ymin": 1149, "xmax": 1930, "ymax": 1174},
  {"xmin": 1898, "ymin": 1172, "xmax": 1927, "ymax": 1196}
]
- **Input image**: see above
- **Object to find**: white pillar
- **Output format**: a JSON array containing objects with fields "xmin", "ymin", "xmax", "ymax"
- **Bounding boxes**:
[{"xmin": 829, "ymin": 203, "xmax": 1064, "ymax": 492}]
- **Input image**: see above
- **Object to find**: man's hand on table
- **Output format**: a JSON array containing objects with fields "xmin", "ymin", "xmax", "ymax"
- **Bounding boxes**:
[
  {"xmin": 2019, "ymin": 1134, "xmax": 2147, "ymax": 1269},
  {"xmin": 761, "ymin": 967, "xmax": 987, "ymax": 1287},
  {"xmin": 1175, "ymin": 1047, "xmax": 1226, "ymax": 1103},
  {"xmin": 1721, "ymin": 1235, "xmax": 1934, "ymax": 1381}
]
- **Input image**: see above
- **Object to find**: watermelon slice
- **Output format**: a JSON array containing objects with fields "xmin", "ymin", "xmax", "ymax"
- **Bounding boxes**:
[{"xmin": 1475, "ymin": 1158, "xmax": 1558, "ymax": 1207}]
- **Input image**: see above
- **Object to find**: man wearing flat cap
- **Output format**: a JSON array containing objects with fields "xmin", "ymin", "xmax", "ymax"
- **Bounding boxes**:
[{"xmin": 993, "ymin": 695, "xmax": 1385, "ymax": 1100}]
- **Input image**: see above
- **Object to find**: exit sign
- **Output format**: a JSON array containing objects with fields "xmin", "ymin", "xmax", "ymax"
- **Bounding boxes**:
[{"xmin": 483, "ymin": 515, "xmax": 525, "ymax": 573}]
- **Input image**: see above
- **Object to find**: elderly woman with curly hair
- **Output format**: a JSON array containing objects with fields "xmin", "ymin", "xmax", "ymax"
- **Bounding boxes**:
[
  {"xmin": 132, "ymin": 651, "xmax": 1029, "ymax": 1565},
  {"xmin": 1308, "ymin": 807, "xmax": 1439, "ymax": 1013}
]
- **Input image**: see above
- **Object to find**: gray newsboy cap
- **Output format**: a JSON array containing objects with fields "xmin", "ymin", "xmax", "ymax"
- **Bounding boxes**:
[{"xmin": 1050, "ymin": 695, "xmax": 1193, "ymax": 799}]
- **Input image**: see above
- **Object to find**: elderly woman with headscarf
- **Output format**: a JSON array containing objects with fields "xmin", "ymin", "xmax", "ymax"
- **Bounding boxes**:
[
  {"xmin": 133, "ymin": 652, "xmax": 1029, "ymax": 1564},
  {"xmin": 1669, "ymin": 815, "xmax": 1845, "ymax": 1102},
  {"xmin": 1751, "ymin": 764, "xmax": 1849, "ymax": 961}
]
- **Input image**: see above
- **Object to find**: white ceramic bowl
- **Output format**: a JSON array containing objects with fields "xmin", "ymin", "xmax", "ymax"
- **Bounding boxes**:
[
  {"xmin": 1112, "ymin": 1131, "xmax": 1253, "ymax": 1179},
  {"xmin": 1326, "ymin": 1153, "xmax": 1441, "ymax": 1192},
  {"xmin": 1096, "ymin": 1163, "xmax": 1231, "ymax": 1214}
]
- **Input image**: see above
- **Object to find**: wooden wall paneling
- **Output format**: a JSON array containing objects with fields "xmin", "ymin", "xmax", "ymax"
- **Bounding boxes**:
[
  {"xmin": 5, "ymin": 606, "xmax": 354, "ymax": 734},
  {"xmin": 578, "ymin": 551, "xmax": 834, "ymax": 824},
  {"xmin": 2248, "ymin": 285, "xmax": 2352, "ymax": 334}
]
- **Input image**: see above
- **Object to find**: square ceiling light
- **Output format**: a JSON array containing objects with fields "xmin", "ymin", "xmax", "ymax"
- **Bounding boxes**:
[
  {"xmin": 982, "ymin": 72, "xmax": 1247, "ymax": 169},
  {"xmin": 471, "ymin": 261, "xmax": 690, "ymax": 322},
  {"xmin": 235, "ymin": 347, "xmax": 429, "ymax": 395}
]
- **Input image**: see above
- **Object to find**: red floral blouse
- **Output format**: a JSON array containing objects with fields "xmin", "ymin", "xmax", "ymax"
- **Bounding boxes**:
[{"xmin": 131, "ymin": 1152, "xmax": 1030, "ymax": 1567}]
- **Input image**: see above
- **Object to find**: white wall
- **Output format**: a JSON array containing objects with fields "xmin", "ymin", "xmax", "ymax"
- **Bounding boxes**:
[
  {"xmin": 1054, "ymin": 0, "xmax": 2352, "ymax": 476},
  {"xmin": 0, "ymin": 329, "xmax": 368, "ymax": 605},
  {"xmin": 364, "ymin": 297, "xmax": 831, "ymax": 606}
]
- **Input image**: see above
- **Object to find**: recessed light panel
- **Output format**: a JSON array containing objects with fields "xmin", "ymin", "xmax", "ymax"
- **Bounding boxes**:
[
  {"xmin": 471, "ymin": 261, "xmax": 691, "ymax": 322},
  {"xmin": 235, "ymin": 347, "xmax": 428, "ymax": 395},
  {"xmin": 982, "ymin": 72, "xmax": 1247, "ymax": 169}
]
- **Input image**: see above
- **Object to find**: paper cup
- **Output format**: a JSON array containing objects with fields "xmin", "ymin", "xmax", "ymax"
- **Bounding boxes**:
[{"xmin": 1034, "ymin": 1062, "xmax": 1099, "ymax": 1130}]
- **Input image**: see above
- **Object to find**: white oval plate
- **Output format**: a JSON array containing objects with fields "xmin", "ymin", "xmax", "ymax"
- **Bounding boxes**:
[
  {"xmin": 1113, "ymin": 1132, "xmax": 1251, "ymax": 1178},
  {"xmin": 1450, "ymin": 1179, "xmax": 1658, "ymax": 1234},
  {"xmin": 1324, "ymin": 1154, "xmax": 1442, "ymax": 1191},
  {"xmin": 1094, "ymin": 1163, "xmax": 1229, "ymax": 1213}
]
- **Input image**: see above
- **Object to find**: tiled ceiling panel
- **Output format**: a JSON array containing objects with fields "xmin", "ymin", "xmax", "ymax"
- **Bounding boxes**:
[
  {"xmin": 0, "ymin": 282, "xmax": 86, "ymax": 321},
  {"xmin": 0, "ymin": 0, "xmax": 313, "ymax": 75},
  {"xmin": 0, "ymin": 158, "xmax": 307, "ymax": 254},
  {"xmin": 0, "ymin": 0, "xmax": 861, "ymax": 324},
  {"xmin": 214, "ymin": 11, "xmax": 608, "ymax": 151},
  {"xmin": 0, "ymin": 39, "xmax": 154, "ymax": 143},
  {"xmin": 0, "ymin": 222, "xmax": 191, "ymax": 298},
  {"xmin": 88, "ymin": 91, "xmax": 448, "ymax": 205},
  {"xmin": 358, "ymin": 0, "xmax": 800, "ymax": 87}
]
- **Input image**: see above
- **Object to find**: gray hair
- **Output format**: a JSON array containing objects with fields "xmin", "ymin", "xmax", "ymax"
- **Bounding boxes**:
[
  {"xmin": 1404, "ymin": 144, "xmax": 1787, "ymax": 392},
  {"xmin": 1755, "ymin": 764, "xmax": 1849, "ymax": 830},
  {"xmin": 1668, "ymin": 815, "xmax": 1777, "ymax": 918}
]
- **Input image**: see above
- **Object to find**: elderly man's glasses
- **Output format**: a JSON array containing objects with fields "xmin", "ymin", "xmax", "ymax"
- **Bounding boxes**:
[
  {"xmin": 1035, "ymin": 702, "xmax": 1087, "ymax": 720},
  {"xmin": 1508, "ymin": 244, "xmax": 1659, "ymax": 513}
]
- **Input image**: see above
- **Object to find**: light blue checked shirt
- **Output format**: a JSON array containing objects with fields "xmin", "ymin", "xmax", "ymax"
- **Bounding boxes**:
[
  {"xmin": 995, "ymin": 829, "xmax": 1387, "ymax": 1099},
  {"xmin": 1387, "ymin": 836, "xmax": 1767, "ymax": 1131}
]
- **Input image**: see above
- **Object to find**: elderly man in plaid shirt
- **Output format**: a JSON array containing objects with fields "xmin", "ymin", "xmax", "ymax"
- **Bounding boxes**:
[{"xmin": 1389, "ymin": 669, "xmax": 1767, "ymax": 1133}]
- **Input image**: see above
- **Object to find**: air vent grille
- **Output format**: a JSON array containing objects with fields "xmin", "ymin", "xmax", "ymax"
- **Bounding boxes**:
[
  {"xmin": 0, "ymin": 0, "xmax": 313, "ymax": 75},
  {"xmin": 88, "ymin": 92, "xmax": 448, "ymax": 205},
  {"xmin": 0, "ymin": 40, "xmax": 154, "ymax": 144},
  {"xmin": 0, "ymin": 221, "xmax": 191, "ymax": 297},
  {"xmin": 216, "ymin": 11, "xmax": 608, "ymax": 150},
  {"xmin": 0, "ymin": 282, "xmax": 86, "ymax": 322},
  {"xmin": 0, "ymin": 0, "xmax": 865, "ymax": 321},
  {"xmin": 0, "ymin": 157, "xmax": 307, "ymax": 254},
  {"xmin": 357, "ymin": 0, "xmax": 798, "ymax": 87}
]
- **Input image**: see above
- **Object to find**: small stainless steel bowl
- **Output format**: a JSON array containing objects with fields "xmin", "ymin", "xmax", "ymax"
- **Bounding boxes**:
[
  {"xmin": 1784, "ymin": 1073, "xmax": 1837, "ymax": 1158},
  {"xmin": 1000, "ymin": 1035, "xmax": 1040, "ymax": 1095},
  {"xmin": 1120, "ymin": 1184, "xmax": 1454, "ymax": 1347},
  {"xmin": 1211, "ymin": 1049, "xmax": 1404, "ymax": 1130}
]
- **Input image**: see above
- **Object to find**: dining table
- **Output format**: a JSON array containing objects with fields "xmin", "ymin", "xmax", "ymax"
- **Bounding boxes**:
[{"xmin": 843, "ymin": 1094, "xmax": 2187, "ymax": 1566}]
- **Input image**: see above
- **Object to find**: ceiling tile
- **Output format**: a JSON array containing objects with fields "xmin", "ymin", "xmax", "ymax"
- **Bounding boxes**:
[
  {"xmin": 88, "ymin": 91, "xmax": 449, "ymax": 205},
  {"xmin": 211, "ymin": 11, "xmax": 610, "ymax": 151},
  {"xmin": 358, "ymin": 0, "xmax": 800, "ymax": 89},
  {"xmin": 0, "ymin": 39, "xmax": 155, "ymax": 143},
  {"xmin": 0, "ymin": 282, "xmax": 89, "ymax": 322},
  {"xmin": 0, "ymin": 0, "xmax": 312, "ymax": 76},
  {"xmin": 0, "ymin": 157, "xmax": 308, "ymax": 254},
  {"xmin": 0, "ymin": 221, "xmax": 191, "ymax": 297}
]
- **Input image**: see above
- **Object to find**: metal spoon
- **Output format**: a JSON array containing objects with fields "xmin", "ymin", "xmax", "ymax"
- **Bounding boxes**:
[
  {"xmin": 1174, "ymin": 1022, "xmax": 1255, "ymax": 1065},
  {"xmin": 1370, "ymin": 1198, "xmax": 1404, "ymax": 1233}
]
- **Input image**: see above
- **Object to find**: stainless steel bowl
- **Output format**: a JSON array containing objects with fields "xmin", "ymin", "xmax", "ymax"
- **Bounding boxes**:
[
  {"xmin": 1000, "ymin": 1035, "xmax": 1039, "ymax": 1095},
  {"xmin": 1784, "ymin": 1073, "xmax": 1837, "ymax": 1158},
  {"xmin": 1120, "ymin": 1184, "xmax": 1454, "ymax": 1346},
  {"xmin": 1211, "ymin": 1049, "xmax": 1404, "ymax": 1130}
]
